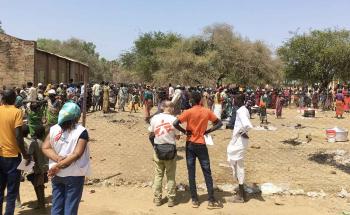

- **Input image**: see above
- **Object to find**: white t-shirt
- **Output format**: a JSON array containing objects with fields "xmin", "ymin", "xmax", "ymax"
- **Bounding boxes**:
[
  {"xmin": 27, "ymin": 87, "xmax": 37, "ymax": 101},
  {"xmin": 149, "ymin": 113, "xmax": 177, "ymax": 145},
  {"xmin": 92, "ymin": 84, "xmax": 101, "ymax": 96},
  {"xmin": 169, "ymin": 87, "xmax": 175, "ymax": 98}
]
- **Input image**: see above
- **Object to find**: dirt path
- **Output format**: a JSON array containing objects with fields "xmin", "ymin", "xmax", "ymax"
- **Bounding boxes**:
[{"xmin": 15, "ymin": 183, "xmax": 350, "ymax": 215}]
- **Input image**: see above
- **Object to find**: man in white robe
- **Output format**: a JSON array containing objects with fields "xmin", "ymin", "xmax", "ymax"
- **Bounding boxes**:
[
  {"xmin": 171, "ymin": 85, "xmax": 182, "ymax": 115},
  {"xmin": 227, "ymin": 94, "xmax": 253, "ymax": 203}
]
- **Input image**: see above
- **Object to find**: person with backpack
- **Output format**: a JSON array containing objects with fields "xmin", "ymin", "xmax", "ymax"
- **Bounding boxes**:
[{"xmin": 148, "ymin": 101, "xmax": 178, "ymax": 207}]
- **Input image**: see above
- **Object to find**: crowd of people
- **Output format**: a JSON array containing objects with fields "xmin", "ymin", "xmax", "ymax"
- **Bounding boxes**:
[
  {"xmin": 146, "ymin": 82, "xmax": 350, "ymax": 208},
  {"xmin": 0, "ymin": 79, "xmax": 349, "ymax": 213},
  {"xmin": 84, "ymin": 82, "xmax": 350, "ymax": 121},
  {"xmin": 0, "ymin": 79, "xmax": 90, "ymax": 215},
  {"xmin": 5, "ymin": 79, "xmax": 350, "ymax": 123}
]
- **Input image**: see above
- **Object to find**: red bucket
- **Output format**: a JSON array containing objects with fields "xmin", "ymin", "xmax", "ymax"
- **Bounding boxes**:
[{"xmin": 326, "ymin": 129, "xmax": 336, "ymax": 143}]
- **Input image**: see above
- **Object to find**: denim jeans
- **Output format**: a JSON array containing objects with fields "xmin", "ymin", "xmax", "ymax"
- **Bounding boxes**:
[
  {"xmin": 0, "ymin": 155, "xmax": 21, "ymax": 215},
  {"xmin": 93, "ymin": 95, "xmax": 100, "ymax": 109},
  {"xmin": 186, "ymin": 142, "xmax": 215, "ymax": 201},
  {"xmin": 51, "ymin": 176, "xmax": 85, "ymax": 215}
]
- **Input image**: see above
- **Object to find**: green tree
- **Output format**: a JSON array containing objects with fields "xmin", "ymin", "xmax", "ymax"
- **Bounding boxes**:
[
  {"xmin": 119, "ymin": 23, "xmax": 281, "ymax": 86},
  {"xmin": 119, "ymin": 31, "xmax": 181, "ymax": 82},
  {"xmin": 278, "ymin": 29, "xmax": 350, "ymax": 89},
  {"xmin": 203, "ymin": 23, "xmax": 241, "ymax": 84},
  {"xmin": 203, "ymin": 23, "xmax": 281, "ymax": 86},
  {"xmin": 0, "ymin": 21, "xmax": 5, "ymax": 33},
  {"xmin": 155, "ymin": 38, "xmax": 217, "ymax": 86},
  {"xmin": 154, "ymin": 23, "xmax": 282, "ymax": 86}
]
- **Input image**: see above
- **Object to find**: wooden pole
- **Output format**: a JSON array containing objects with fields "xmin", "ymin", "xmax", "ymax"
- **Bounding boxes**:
[{"xmin": 82, "ymin": 67, "xmax": 88, "ymax": 127}]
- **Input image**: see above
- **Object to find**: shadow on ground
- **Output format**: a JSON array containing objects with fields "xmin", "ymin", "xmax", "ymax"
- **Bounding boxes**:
[
  {"xmin": 309, "ymin": 152, "xmax": 350, "ymax": 174},
  {"xmin": 175, "ymin": 186, "xmax": 265, "ymax": 208},
  {"xmin": 17, "ymin": 196, "xmax": 52, "ymax": 215}
]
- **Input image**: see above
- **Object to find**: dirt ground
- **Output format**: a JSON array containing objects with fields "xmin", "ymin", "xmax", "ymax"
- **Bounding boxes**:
[
  {"xmin": 14, "ymin": 107, "xmax": 350, "ymax": 214},
  {"xmin": 14, "ymin": 184, "xmax": 350, "ymax": 215}
]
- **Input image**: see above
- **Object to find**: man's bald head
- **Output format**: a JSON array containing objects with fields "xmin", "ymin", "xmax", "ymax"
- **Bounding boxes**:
[{"xmin": 162, "ymin": 101, "xmax": 175, "ymax": 114}]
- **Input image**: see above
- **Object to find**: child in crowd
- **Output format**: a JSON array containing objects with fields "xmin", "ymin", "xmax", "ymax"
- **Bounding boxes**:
[
  {"xmin": 130, "ymin": 91, "xmax": 140, "ymax": 113},
  {"xmin": 22, "ymin": 125, "xmax": 49, "ymax": 209}
]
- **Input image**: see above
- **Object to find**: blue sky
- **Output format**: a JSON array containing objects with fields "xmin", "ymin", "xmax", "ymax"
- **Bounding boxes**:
[{"xmin": 1, "ymin": 0, "xmax": 349, "ymax": 60}]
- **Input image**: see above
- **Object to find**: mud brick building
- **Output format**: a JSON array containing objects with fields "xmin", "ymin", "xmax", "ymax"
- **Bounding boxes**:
[{"xmin": 0, "ymin": 33, "xmax": 88, "ymax": 88}]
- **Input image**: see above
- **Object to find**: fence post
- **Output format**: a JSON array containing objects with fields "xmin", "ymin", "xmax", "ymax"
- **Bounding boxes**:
[{"xmin": 82, "ymin": 69, "xmax": 88, "ymax": 127}]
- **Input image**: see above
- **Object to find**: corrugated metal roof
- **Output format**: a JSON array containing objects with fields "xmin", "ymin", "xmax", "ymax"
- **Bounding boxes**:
[{"xmin": 36, "ymin": 48, "xmax": 89, "ymax": 67}]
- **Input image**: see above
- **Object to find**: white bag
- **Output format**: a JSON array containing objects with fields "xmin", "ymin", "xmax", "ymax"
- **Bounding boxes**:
[{"xmin": 204, "ymin": 135, "xmax": 214, "ymax": 146}]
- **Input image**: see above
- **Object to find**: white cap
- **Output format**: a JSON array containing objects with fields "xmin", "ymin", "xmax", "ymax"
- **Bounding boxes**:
[
  {"xmin": 38, "ymin": 83, "xmax": 43, "ymax": 86},
  {"xmin": 48, "ymin": 89, "xmax": 56, "ymax": 94}
]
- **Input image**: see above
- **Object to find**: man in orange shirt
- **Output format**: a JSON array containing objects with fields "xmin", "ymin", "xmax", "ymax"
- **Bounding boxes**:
[
  {"xmin": 0, "ymin": 89, "xmax": 29, "ymax": 215},
  {"xmin": 173, "ymin": 91, "xmax": 223, "ymax": 209}
]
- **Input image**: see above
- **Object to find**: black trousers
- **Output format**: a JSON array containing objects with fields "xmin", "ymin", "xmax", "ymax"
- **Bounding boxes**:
[{"xmin": 186, "ymin": 142, "xmax": 215, "ymax": 201}]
